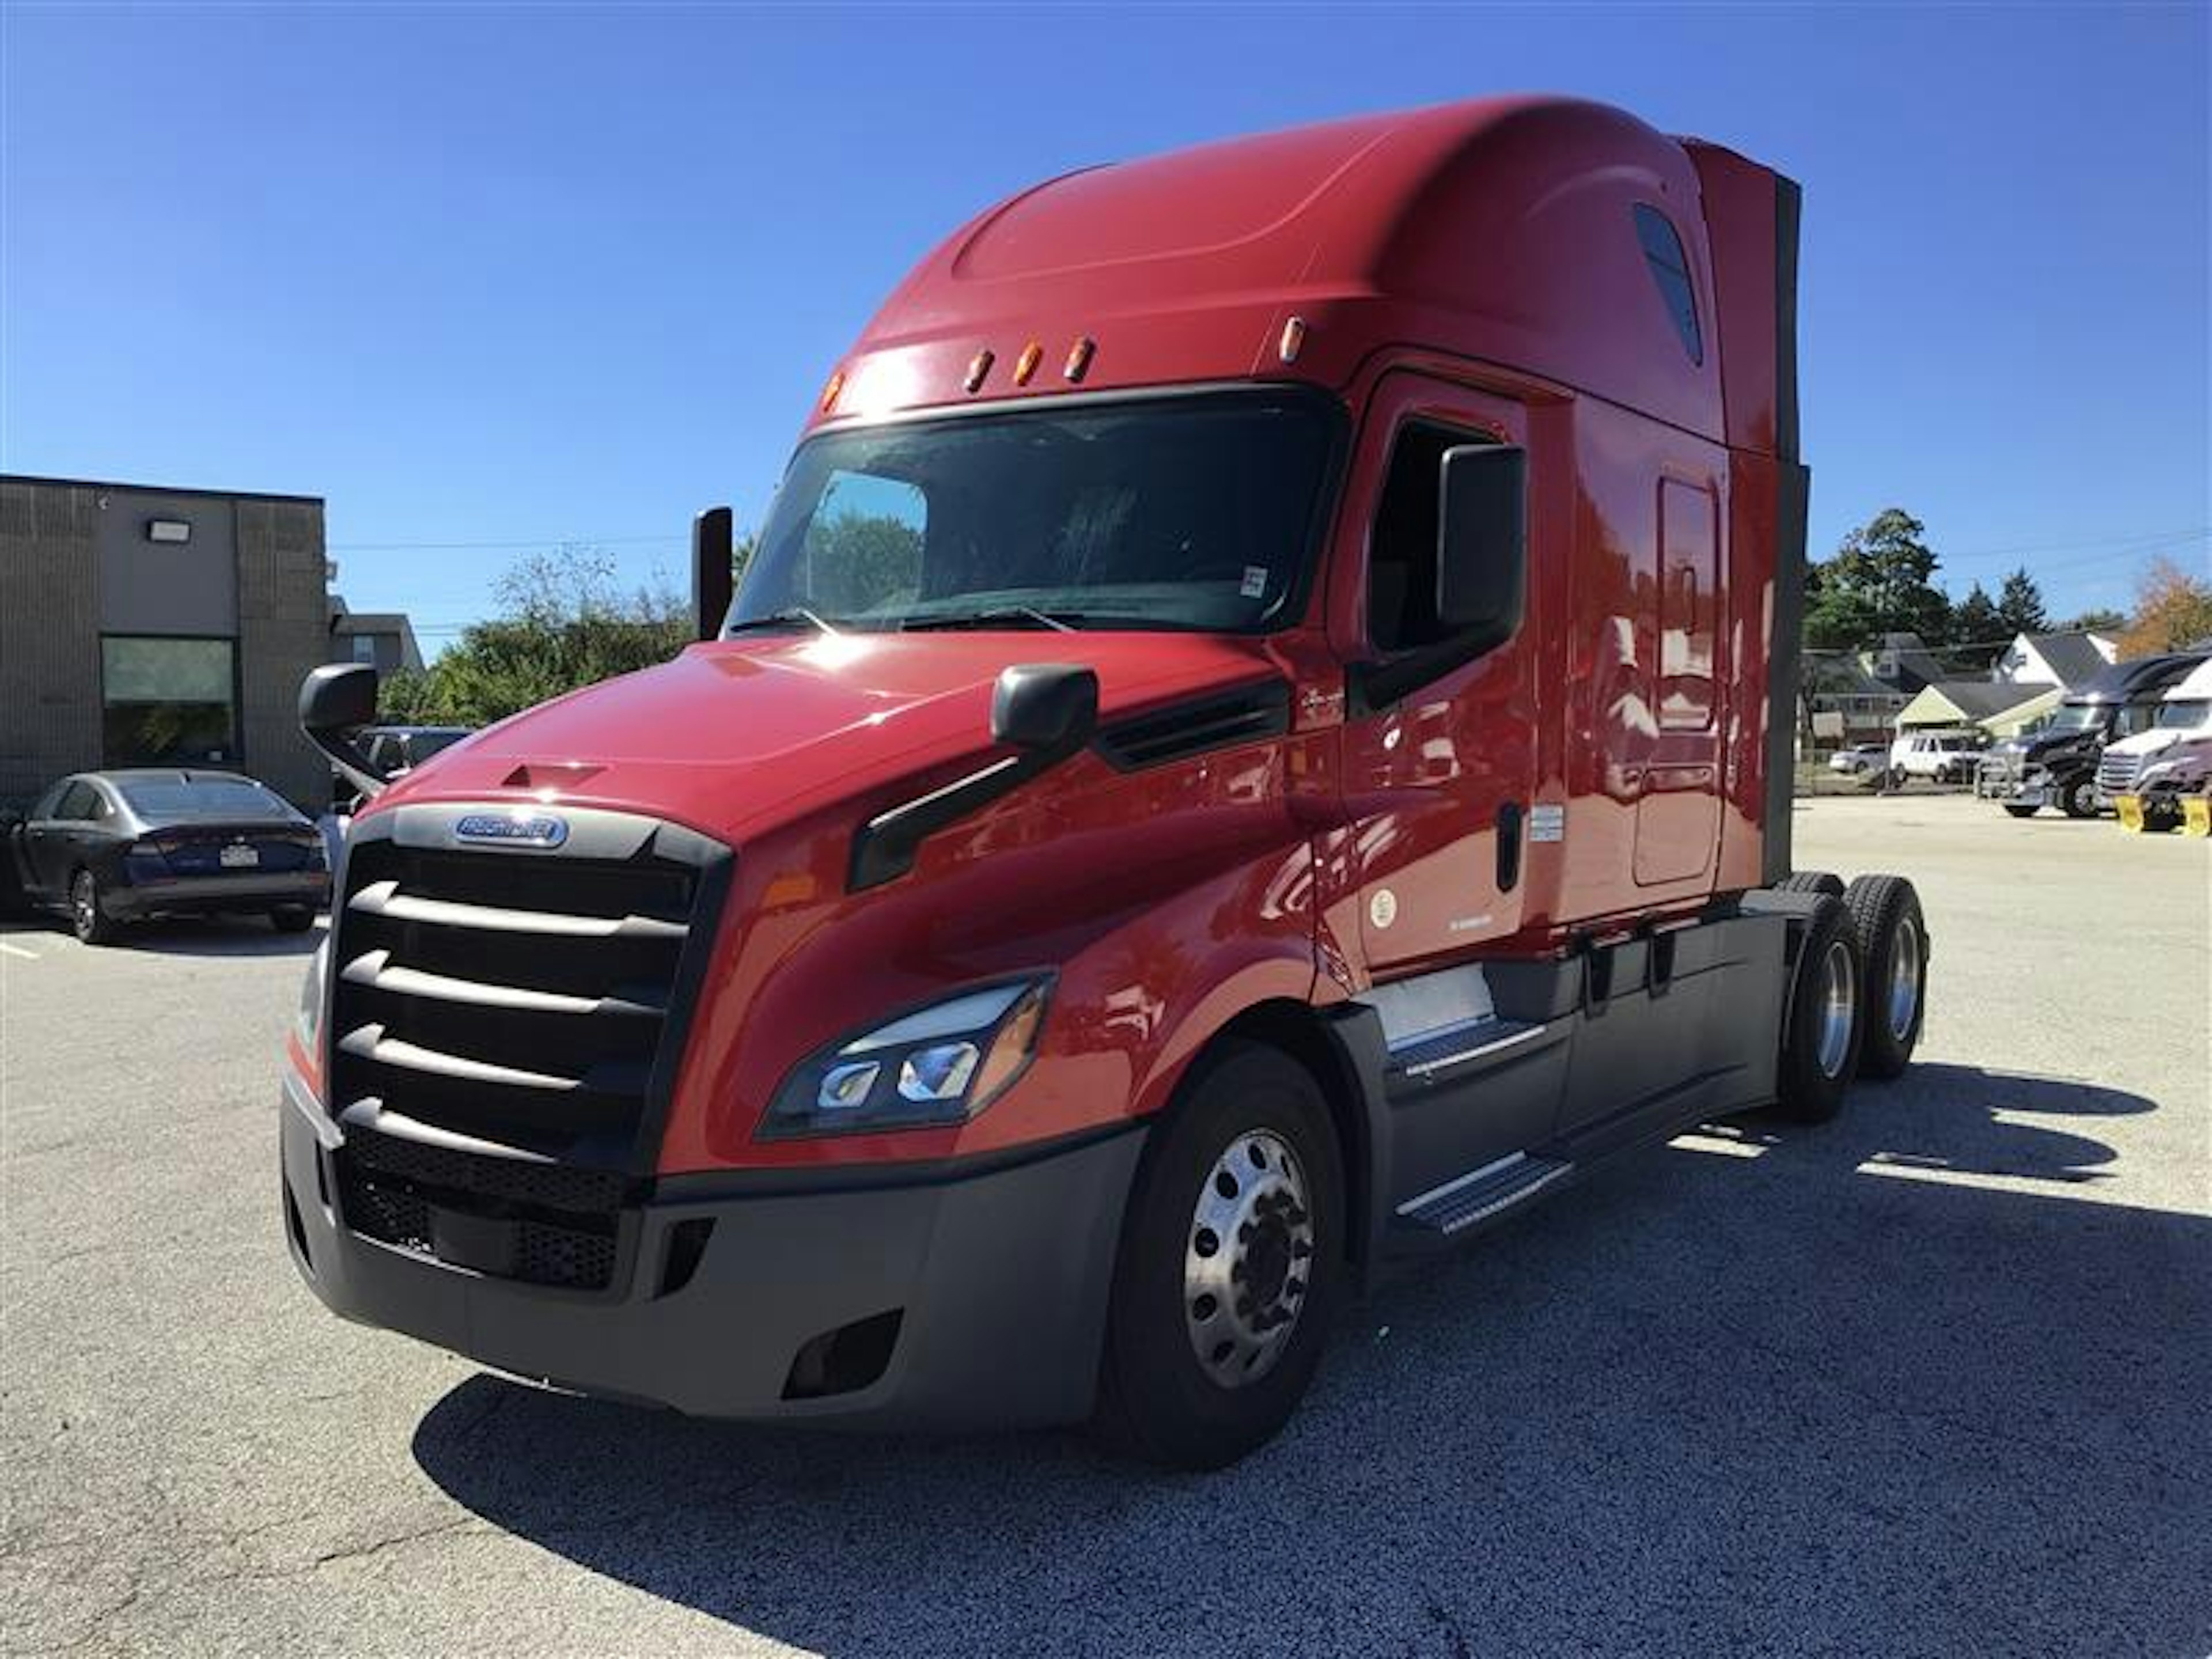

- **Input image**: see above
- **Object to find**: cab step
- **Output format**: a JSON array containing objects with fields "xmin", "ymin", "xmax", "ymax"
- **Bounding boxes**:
[{"xmin": 1393, "ymin": 1150, "xmax": 1573, "ymax": 1238}]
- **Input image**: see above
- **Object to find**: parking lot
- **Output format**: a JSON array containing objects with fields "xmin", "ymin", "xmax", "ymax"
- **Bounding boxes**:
[{"xmin": 2, "ymin": 794, "xmax": 2206, "ymax": 1657}]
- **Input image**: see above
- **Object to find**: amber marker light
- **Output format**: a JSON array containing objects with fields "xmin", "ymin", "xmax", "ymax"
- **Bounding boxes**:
[
  {"xmin": 1278, "ymin": 316, "xmax": 1308, "ymax": 364},
  {"xmin": 964, "ymin": 349, "xmax": 995, "ymax": 393},
  {"xmin": 1013, "ymin": 340, "xmax": 1043, "ymax": 386},
  {"xmin": 819, "ymin": 368, "xmax": 846, "ymax": 412},
  {"xmin": 1063, "ymin": 335, "xmax": 1096, "ymax": 382}
]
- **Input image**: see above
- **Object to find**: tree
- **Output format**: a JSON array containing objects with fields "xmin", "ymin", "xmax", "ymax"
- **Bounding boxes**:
[
  {"xmin": 1804, "ymin": 508, "xmax": 1950, "ymax": 651},
  {"xmin": 2115, "ymin": 557, "xmax": 2212, "ymax": 659},
  {"xmin": 1995, "ymin": 566, "xmax": 2049, "ymax": 638},
  {"xmin": 377, "ymin": 543, "xmax": 695, "ymax": 728},
  {"xmin": 2063, "ymin": 607, "xmax": 2127, "ymax": 635},
  {"xmin": 1947, "ymin": 581, "xmax": 2005, "ymax": 670}
]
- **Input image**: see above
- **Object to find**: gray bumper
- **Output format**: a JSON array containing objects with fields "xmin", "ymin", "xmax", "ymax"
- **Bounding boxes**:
[
  {"xmin": 280, "ymin": 1076, "xmax": 1145, "ymax": 1429},
  {"xmin": 113, "ymin": 872, "xmax": 328, "ymax": 917}
]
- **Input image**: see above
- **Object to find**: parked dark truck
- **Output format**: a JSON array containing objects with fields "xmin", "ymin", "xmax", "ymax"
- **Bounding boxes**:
[
  {"xmin": 279, "ymin": 97, "xmax": 1930, "ymax": 1468},
  {"xmin": 1974, "ymin": 653, "xmax": 2205, "ymax": 819}
]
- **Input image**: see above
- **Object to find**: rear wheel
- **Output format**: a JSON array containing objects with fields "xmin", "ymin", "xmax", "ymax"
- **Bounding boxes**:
[
  {"xmin": 2059, "ymin": 777, "xmax": 2097, "ymax": 819},
  {"xmin": 1844, "ymin": 876, "xmax": 1926, "ymax": 1080},
  {"xmin": 270, "ymin": 906, "xmax": 316, "ymax": 934},
  {"xmin": 1774, "ymin": 894, "xmax": 1862, "ymax": 1123},
  {"xmin": 70, "ymin": 869, "xmax": 119, "ymax": 946},
  {"xmin": 1775, "ymin": 871, "xmax": 1846, "ymax": 899},
  {"xmin": 1094, "ymin": 1041, "xmax": 1344, "ymax": 1471}
]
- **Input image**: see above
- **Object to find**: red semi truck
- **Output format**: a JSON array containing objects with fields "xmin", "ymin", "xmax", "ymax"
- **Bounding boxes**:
[{"xmin": 282, "ymin": 96, "xmax": 1929, "ymax": 1468}]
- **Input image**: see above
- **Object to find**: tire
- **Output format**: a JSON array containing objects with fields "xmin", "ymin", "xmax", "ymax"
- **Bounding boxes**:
[
  {"xmin": 70, "ymin": 868, "xmax": 120, "ymax": 946},
  {"xmin": 1775, "ymin": 870, "xmax": 1846, "ymax": 899},
  {"xmin": 1774, "ymin": 894, "xmax": 1862, "ymax": 1123},
  {"xmin": 1094, "ymin": 1040, "xmax": 1345, "ymax": 1471},
  {"xmin": 2059, "ymin": 777, "xmax": 2097, "ymax": 819},
  {"xmin": 1844, "ymin": 875, "xmax": 1925, "ymax": 1080},
  {"xmin": 270, "ymin": 906, "xmax": 316, "ymax": 934},
  {"xmin": 2003, "ymin": 804, "xmax": 2040, "ymax": 819}
]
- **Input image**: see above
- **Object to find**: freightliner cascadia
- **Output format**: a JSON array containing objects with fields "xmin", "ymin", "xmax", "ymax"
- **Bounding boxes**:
[{"xmin": 282, "ymin": 96, "xmax": 1930, "ymax": 1469}]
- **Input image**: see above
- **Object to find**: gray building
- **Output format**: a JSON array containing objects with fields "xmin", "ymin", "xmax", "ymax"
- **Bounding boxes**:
[
  {"xmin": 328, "ymin": 598, "xmax": 426, "ymax": 675},
  {"xmin": 1, "ymin": 475, "xmax": 331, "ymax": 809}
]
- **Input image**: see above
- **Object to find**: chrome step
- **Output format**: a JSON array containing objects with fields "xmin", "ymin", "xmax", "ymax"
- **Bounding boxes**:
[
  {"xmin": 1388, "ymin": 1017, "xmax": 1550, "ymax": 1080},
  {"xmin": 1395, "ymin": 1151, "xmax": 1572, "ymax": 1237}
]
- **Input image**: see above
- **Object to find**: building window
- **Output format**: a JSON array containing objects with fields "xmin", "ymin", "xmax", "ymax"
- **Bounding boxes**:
[
  {"xmin": 1632, "ymin": 204, "xmax": 1703, "ymax": 366},
  {"xmin": 101, "ymin": 637, "xmax": 238, "ymax": 767},
  {"xmin": 350, "ymin": 634, "xmax": 378, "ymax": 666}
]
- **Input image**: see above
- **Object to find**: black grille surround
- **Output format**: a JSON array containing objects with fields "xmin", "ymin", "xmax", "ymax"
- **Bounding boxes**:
[{"xmin": 323, "ymin": 803, "xmax": 732, "ymax": 1297}]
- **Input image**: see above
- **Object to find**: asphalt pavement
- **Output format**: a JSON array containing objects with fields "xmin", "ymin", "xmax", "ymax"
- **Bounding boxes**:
[{"xmin": 3, "ymin": 794, "xmax": 2207, "ymax": 1656}]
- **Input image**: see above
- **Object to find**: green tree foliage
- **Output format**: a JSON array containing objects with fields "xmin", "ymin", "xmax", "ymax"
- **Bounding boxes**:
[
  {"xmin": 1804, "ymin": 508, "xmax": 1951, "ymax": 651},
  {"xmin": 2064, "ymin": 606, "xmax": 2127, "ymax": 635},
  {"xmin": 1995, "ymin": 566, "xmax": 2049, "ymax": 637},
  {"xmin": 374, "ymin": 543, "xmax": 734, "ymax": 728},
  {"xmin": 1948, "ymin": 581, "xmax": 2005, "ymax": 669}
]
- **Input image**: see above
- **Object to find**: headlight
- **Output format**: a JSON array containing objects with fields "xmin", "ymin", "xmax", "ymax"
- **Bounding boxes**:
[
  {"xmin": 763, "ymin": 978, "xmax": 1050, "ymax": 1137},
  {"xmin": 296, "ymin": 937, "xmax": 329, "ymax": 1053}
]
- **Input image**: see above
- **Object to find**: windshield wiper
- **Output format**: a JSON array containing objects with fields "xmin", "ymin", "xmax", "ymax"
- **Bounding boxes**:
[
  {"xmin": 723, "ymin": 607, "xmax": 840, "ymax": 637},
  {"xmin": 900, "ymin": 605, "xmax": 1079, "ymax": 634}
]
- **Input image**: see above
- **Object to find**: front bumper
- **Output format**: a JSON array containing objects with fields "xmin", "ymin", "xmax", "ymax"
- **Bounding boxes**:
[
  {"xmin": 112, "ymin": 871, "xmax": 329, "ymax": 918},
  {"xmin": 280, "ymin": 1074, "xmax": 1145, "ymax": 1429}
]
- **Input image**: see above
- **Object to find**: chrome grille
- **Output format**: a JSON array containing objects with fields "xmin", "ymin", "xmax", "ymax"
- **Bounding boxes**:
[
  {"xmin": 2097, "ymin": 752, "xmax": 2144, "ymax": 796},
  {"xmin": 324, "ymin": 805, "xmax": 729, "ymax": 1291}
]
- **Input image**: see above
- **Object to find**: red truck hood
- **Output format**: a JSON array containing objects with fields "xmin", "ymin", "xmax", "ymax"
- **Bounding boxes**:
[{"xmin": 372, "ymin": 632, "xmax": 1288, "ymax": 844}]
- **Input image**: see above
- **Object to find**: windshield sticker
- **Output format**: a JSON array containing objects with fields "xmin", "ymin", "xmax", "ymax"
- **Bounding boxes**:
[{"xmin": 1240, "ymin": 566, "xmax": 1268, "ymax": 600}]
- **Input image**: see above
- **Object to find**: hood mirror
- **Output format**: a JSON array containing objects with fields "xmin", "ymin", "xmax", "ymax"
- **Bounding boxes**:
[
  {"xmin": 992, "ymin": 663, "xmax": 1099, "ymax": 757},
  {"xmin": 694, "ymin": 505, "xmax": 734, "ymax": 642},
  {"xmin": 299, "ymin": 663, "xmax": 389, "ymax": 801}
]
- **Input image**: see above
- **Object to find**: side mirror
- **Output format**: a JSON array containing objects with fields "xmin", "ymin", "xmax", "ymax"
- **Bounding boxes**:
[
  {"xmin": 298, "ymin": 664, "xmax": 389, "ymax": 802},
  {"xmin": 1436, "ymin": 444, "xmax": 1527, "ymax": 651},
  {"xmin": 991, "ymin": 663, "xmax": 1099, "ymax": 757},
  {"xmin": 693, "ymin": 505, "xmax": 734, "ymax": 642}
]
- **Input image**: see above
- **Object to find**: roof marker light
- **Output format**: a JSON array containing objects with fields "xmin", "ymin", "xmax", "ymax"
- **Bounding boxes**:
[
  {"xmin": 964, "ymin": 349, "xmax": 995, "ymax": 394},
  {"xmin": 1278, "ymin": 316, "xmax": 1307, "ymax": 365},
  {"xmin": 820, "ymin": 369, "xmax": 846, "ymax": 412},
  {"xmin": 1013, "ymin": 341, "xmax": 1043, "ymax": 387},
  {"xmin": 1064, "ymin": 335, "xmax": 1095, "ymax": 382}
]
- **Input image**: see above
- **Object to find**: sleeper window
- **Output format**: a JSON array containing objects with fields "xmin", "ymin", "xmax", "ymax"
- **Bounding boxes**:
[{"xmin": 1633, "ymin": 204, "xmax": 1703, "ymax": 366}]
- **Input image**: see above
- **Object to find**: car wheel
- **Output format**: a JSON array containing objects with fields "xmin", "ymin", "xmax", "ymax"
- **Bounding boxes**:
[
  {"xmin": 1774, "ymin": 895, "xmax": 1862, "ymax": 1124},
  {"xmin": 270, "ymin": 906, "xmax": 316, "ymax": 934},
  {"xmin": 2060, "ymin": 778, "xmax": 2097, "ymax": 819},
  {"xmin": 1094, "ymin": 1041, "xmax": 1344, "ymax": 1471},
  {"xmin": 70, "ymin": 868, "xmax": 120, "ymax": 946},
  {"xmin": 1844, "ymin": 875, "xmax": 1926, "ymax": 1080},
  {"xmin": 2003, "ymin": 804, "xmax": 2040, "ymax": 819}
]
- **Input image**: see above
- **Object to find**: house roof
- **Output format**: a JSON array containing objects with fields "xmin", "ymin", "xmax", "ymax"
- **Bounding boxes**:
[
  {"xmin": 2017, "ymin": 630, "xmax": 2112, "ymax": 688},
  {"xmin": 1866, "ymin": 632, "xmax": 1947, "ymax": 691},
  {"xmin": 1899, "ymin": 679, "xmax": 2050, "ymax": 725}
]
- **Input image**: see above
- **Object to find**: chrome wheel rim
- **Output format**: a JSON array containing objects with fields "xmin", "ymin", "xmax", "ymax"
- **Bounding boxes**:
[
  {"xmin": 1887, "ymin": 915, "xmax": 1922, "ymax": 1043},
  {"xmin": 1814, "ymin": 940, "xmax": 1856, "ymax": 1078},
  {"xmin": 1183, "ymin": 1130, "xmax": 1313, "ymax": 1389}
]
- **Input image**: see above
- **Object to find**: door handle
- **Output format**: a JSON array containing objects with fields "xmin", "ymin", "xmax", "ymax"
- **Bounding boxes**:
[{"xmin": 1496, "ymin": 800, "xmax": 1524, "ymax": 893}]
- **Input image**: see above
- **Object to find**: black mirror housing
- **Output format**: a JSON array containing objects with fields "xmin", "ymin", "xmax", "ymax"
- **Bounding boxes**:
[
  {"xmin": 1436, "ymin": 444, "xmax": 1527, "ymax": 650},
  {"xmin": 694, "ymin": 505, "xmax": 734, "ymax": 642},
  {"xmin": 991, "ymin": 663, "xmax": 1100, "ymax": 756},
  {"xmin": 298, "ymin": 663, "xmax": 388, "ymax": 801}
]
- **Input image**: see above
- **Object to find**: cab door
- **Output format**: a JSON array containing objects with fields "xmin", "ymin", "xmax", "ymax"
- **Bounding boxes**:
[{"xmin": 1336, "ymin": 377, "xmax": 1537, "ymax": 976}]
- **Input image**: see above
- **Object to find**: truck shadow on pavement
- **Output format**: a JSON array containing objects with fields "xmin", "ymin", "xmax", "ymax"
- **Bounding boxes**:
[{"xmin": 412, "ymin": 1063, "xmax": 2208, "ymax": 1657}]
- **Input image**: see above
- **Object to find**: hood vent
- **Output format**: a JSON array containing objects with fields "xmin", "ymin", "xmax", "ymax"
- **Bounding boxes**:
[{"xmin": 1093, "ymin": 680, "xmax": 1292, "ymax": 771}]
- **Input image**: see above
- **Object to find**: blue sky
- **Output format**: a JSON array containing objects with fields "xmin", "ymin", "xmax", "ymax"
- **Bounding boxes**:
[{"xmin": 4, "ymin": 3, "xmax": 2206, "ymax": 646}]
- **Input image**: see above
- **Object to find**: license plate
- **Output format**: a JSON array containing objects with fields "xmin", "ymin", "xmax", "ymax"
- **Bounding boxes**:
[{"xmin": 219, "ymin": 843, "xmax": 260, "ymax": 869}]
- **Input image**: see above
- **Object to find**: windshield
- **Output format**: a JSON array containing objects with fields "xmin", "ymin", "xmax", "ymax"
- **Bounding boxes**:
[
  {"xmin": 2156, "ymin": 699, "xmax": 2210, "ymax": 729},
  {"xmin": 730, "ymin": 391, "xmax": 1340, "ymax": 635},
  {"xmin": 2040, "ymin": 703, "xmax": 2105, "ymax": 733},
  {"xmin": 120, "ymin": 777, "xmax": 294, "ymax": 820}
]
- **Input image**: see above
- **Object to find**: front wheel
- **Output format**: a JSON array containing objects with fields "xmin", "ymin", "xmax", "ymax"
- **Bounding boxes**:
[
  {"xmin": 1094, "ymin": 1041, "xmax": 1344, "ymax": 1471},
  {"xmin": 70, "ymin": 869, "xmax": 120, "ymax": 946},
  {"xmin": 2059, "ymin": 777, "xmax": 2098, "ymax": 819}
]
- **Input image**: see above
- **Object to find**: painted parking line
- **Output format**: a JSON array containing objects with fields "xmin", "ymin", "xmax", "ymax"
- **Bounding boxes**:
[{"xmin": 0, "ymin": 941, "xmax": 40, "ymax": 961}]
